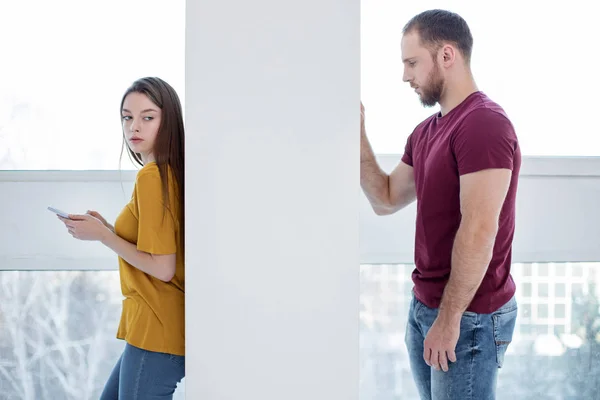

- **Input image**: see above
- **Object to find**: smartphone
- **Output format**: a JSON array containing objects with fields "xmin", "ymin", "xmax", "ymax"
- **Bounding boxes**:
[{"xmin": 47, "ymin": 206, "xmax": 71, "ymax": 219}]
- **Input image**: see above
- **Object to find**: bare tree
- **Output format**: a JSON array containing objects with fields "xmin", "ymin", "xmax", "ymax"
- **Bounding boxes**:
[{"xmin": 0, "ymin": 271, "xmax": 123, "ymax": 399}]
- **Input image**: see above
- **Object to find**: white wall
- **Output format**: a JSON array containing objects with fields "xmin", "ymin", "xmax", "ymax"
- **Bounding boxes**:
[{"xmin": 184, "ymin": 0, "xmax": 360, "ymax": 399}]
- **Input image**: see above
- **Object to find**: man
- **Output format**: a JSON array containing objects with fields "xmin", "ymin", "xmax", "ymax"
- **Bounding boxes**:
[{"xmin": 360, "ymin": 9, "xmax": 521, "ymax": 400}]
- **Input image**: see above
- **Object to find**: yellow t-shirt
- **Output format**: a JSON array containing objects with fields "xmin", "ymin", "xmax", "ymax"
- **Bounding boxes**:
[{"xmin": 114, "ymin": 162, "xmax": 185, "ymax": 356}]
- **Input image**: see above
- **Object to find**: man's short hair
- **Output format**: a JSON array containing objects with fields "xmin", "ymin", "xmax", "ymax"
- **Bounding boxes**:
[{"xmin": 403, "ymin": 9, "xmax": 473, "ymax": 63}]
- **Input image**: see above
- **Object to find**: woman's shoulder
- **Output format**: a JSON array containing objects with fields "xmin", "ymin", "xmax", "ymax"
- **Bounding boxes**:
[
  {"xmin": 137, "ymin": 162, "xmax": 160, "ymax": 178},
  {"xmin": 135, "ymin": 162, "xmax": 178, "ymax": 193},
  {"xmin": 132, "ymin": 164, "xmax": 160, "ymax": 194},
  {"xmin": 136, "ymin": 162, "xmax": 173, "ymax": 183}
]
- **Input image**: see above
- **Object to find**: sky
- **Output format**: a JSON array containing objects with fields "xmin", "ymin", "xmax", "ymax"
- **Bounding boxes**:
[
  {"xmin": 361, "ymin": 0, "xmax": 600, "ymax": 156},
  {"xmin": 0, "ymin": 0, "xmax": 185, "ymax": 170},
  {"xmin": 0, "ymin": 0, "xmax": 597, "ymax": 170}
]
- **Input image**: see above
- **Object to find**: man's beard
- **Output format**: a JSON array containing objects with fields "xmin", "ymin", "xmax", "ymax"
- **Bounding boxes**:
[{"xmin": 418, "ymin": 62, "xmax": 444, "ymax": 108}]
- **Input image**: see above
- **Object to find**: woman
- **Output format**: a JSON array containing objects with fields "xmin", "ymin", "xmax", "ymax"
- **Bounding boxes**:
[{"xmin": 59, "ymin": 77, "xmax": 185, "ymax": 399}]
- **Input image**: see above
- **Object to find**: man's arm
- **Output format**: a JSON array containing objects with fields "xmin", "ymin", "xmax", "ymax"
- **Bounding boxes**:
[
  {"xmin": 438, "ymin": 168, "xmax": 512, "ymax": 319},
  {"xmin": 360, "ymin": 103, "xmax": 416, "ymax": 215},
  {"xmin": 423, "ymin": 168, "xmax": 512, "ymax": 372}
]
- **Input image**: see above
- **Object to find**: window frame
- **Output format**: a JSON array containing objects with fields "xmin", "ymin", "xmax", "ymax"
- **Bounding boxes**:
[{"xmin": 1, "ymin": 156, "xmax": 599, "ymax": 271}]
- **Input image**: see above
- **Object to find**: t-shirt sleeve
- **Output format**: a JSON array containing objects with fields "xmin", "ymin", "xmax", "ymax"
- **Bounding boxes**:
[
  {"xmin": 135, "ymin": 169, "xmax": 177, "ymax": 255},
  {"xmin": 452, "ymin": 108, "xmax": 518, "ymax": 176},
  {"xmin": 401, "ymin": 133, "xmax": 414, "ymax": 167}
]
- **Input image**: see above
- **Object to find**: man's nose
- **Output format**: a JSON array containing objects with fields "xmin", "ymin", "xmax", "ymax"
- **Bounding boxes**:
[{"xmin": 402, "ymin": 69, "xmax": 411, "ymax": 83}]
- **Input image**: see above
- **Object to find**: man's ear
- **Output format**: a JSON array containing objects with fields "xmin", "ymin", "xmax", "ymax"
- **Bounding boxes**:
[{"xmin": 441, "ymin": 45, "xmax": 456, "ymax": 66}]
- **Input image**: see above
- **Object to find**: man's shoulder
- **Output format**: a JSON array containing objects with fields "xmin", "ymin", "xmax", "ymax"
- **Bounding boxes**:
[
  {"xmin": 448, "ymin": 96, "xmax": 516, "ymax": 144},
  {"xmin": 411, "ymin": 113, "xmax": 438, "ymax": 137},
  {"xmin": 462, "ymin": 93, "xmax": 512, "ymax": 125},
  {"xmin": 419, "ymin": 112, "xmax": 438, "ymax": 127}
]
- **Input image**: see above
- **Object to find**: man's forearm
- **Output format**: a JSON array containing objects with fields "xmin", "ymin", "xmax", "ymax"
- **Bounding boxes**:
[
  {"xmin": 439, "ymin": 223, "xmax": 497, "ymax": 319},
  {"xmin": 360, "ymin": 129, "xmax": 391, "ymax": 211}
]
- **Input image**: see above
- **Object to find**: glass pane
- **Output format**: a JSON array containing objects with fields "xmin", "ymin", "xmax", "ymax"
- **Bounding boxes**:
[
  {"xmin": 522, "ymin": 283, "xmax": 532, "ymax": 297},
  {"xmin": 360, "ymin": 262, "xmax": 600, "ymax": 399},
  {"xmin": 521, "ymin": 304, "xmax": 532, "ymax": 319},
  {"xmin": 0, "ymin": 271, "xmax": 185, "ymax": 399},
  {"xmin": 537, "ymin": 263, "xmax": 550, "ymax": 277},
  {"xmin": 539, "ymin": 283, "xmax": 549, "ymax": 298},
  {"xmin": 0, "ymin": 0, "xmax": 184, "ymax": 170},
  {"xmin": 361, "ymin": 1, "xmax": 599, "ymax": 156},
  {"xmin": 555, "ymin": 283, "xmax": 567, "ymax": 298},
  {"xmin": 360, "ymin": 264, "xmax": 417, "ymax": 399}
]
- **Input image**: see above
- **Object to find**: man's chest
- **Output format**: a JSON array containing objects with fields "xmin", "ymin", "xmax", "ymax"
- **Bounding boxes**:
[{"xmin": 411, "ymin": 129, "xmax": 458, "ymax": 186}]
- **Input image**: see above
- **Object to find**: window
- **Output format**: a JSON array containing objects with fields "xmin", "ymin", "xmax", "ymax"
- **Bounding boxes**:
[
  {"xmin": 555, "ymin": 304, "xmax": 566, "ymax": 319},
  {"xmin": 538, "ymin": 263, "xmax": 550, "ymax": 277},
  {"xmin": 521, "ymin": 304, "xmax": 532, "ymax": 319},
  {"xmin": 0, "ymin": 0, "xmax": 185, "ymax": 170},
  {"xmin": 556, "ymin": 283, "xmax": 567, "ymax": 298},
  {"xmin": 539, "ymin": 283, "xmax": 549, "ymax": 298},
  {"xmin": 0, "ymin": 270, "xmax": 185, "ymax": 400},
  {"xmin": 361, "ymin": 1, "xmax": 600, "ymax": 156},
  {"xmin": 523, "ymin": 282, "xmax": 533, "ymax": 298},
  {"xmin": 360, "ymin": 263, "xmax": 600, "ymax": 399},
  {"xmin": 0, "ymin": 270, "xmax": 120, "ymax": 399}
]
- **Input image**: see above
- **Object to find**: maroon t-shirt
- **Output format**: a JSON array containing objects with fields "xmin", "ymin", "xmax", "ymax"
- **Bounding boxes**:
[{"xmin": 401, "ymin": 91, "xmax": 521, "ymax": 314}]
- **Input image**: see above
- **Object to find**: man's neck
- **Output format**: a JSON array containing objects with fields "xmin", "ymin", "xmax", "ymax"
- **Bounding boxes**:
[{"xmin": 439, "ymin": 73, "xmax": 479, "ymax": 116}]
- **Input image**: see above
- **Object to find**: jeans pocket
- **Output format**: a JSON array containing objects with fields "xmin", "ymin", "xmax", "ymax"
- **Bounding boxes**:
[{"xmin": 492, "ymin": 305, "xmax": 517, "ymax": 368}]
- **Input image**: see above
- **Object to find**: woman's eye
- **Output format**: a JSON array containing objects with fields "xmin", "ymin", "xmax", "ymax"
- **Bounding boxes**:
[
  {"xmin": 143, "ymin": 116, "xmax": 154, "ymax": 121},
  {"xmin": 122, "ymin": 116, "xmax": 132, "ymax": 121}
]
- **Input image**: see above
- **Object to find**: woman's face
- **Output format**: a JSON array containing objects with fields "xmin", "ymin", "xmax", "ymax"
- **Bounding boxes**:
[{"xmin": 121, "ymin": 92, "xmax": 162, "ymax": 163}]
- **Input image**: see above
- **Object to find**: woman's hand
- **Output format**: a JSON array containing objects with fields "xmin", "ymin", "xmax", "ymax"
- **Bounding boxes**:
[
  {"xmin": 58, "ymin": 213, "xmax": 112, "ymax": 242},
  {"xmin": 86, "ymin": 210, "xmax": 115, "ymax": 232}
]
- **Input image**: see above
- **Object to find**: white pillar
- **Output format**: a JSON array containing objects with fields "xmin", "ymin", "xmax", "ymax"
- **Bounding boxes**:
[{"xmin": 184, "ymin": 0, "xmax": 359, "ymax": 399}]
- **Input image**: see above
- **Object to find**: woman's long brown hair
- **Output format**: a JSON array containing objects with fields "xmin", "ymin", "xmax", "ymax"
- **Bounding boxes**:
[{"xmin": 119, "ymin": 77, "xmax": 185, "ymax": 236}]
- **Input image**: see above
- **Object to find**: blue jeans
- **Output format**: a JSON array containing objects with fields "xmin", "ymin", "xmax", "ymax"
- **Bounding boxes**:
[
  {"xmin": 405, "ymin": 295, "xmax": 517, "ymax": 400},
  {"xmin": 99, "ymin": 343, "xmax": 185, "ymax": 400}
]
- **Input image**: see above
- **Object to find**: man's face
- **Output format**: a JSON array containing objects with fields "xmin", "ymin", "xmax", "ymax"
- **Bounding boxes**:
[{"xmin": 401, "ymin": 31, "xmax": 445, "ymax": 107}]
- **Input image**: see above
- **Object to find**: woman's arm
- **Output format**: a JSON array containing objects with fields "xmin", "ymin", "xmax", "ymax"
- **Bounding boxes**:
[{"xmin": 60, "ymin": 214, "xmax": 176, "ymax": 282}]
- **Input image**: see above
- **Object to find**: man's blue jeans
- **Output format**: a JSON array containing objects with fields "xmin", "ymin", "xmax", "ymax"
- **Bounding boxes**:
[
  {"xmin": 99, "ymin": 343, "xmax": 185, "ymax": 400},
  {"xmin": 405, "ymin": 294, "xmax": 517, "ymax": 400}
]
